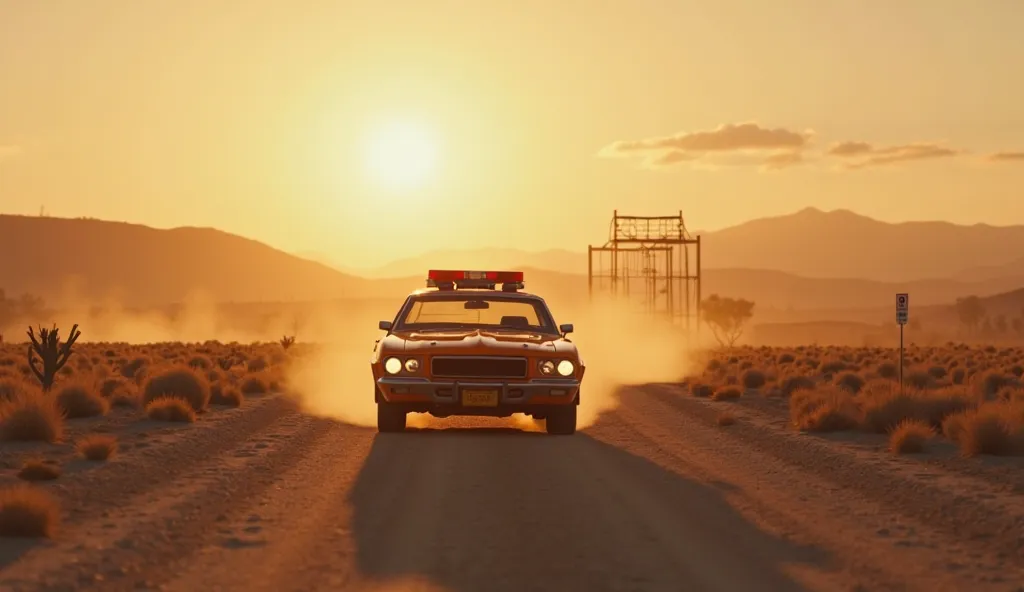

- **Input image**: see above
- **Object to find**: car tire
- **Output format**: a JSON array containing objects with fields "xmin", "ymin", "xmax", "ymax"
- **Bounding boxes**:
[
  {"xmin": 545, "ymin": 404, "xmax": 576, "ymax": 435},
  {"xmin": 377, "ymin": 402, "xmax": 407, "ymax": 433}
]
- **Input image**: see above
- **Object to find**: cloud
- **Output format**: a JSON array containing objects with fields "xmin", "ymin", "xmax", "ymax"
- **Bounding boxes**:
[
  {"xmin": 825, "ymin": 141, "xmax": 961, "ymax": 169},
  {"xmin": 760, "ymin": 151, "xmax": 804, "ymax": 172},
  {"xmin": 986, "ymin": 151, "xmax": 1024, "ymax": 162},
  {"xmin": 599, "ymin": 122, "xmax": 813, "ymax": 171}
]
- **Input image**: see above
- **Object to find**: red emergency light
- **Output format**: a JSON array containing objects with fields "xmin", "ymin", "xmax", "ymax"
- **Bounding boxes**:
[
  {"xmin": 426, "ymin": 270, "xmax": 525, "ymax": 290},
  {"xmin": 427, "ymin": 270, "xmax": 523, "ymax": 283}
]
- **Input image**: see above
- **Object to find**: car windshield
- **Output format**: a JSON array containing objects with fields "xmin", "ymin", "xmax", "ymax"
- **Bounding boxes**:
[{"xmin": 397, "ymin": 295, "xmax": 556, "ymax": 333}]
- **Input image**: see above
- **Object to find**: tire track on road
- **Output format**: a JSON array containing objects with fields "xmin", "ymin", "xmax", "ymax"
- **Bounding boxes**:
[
  {"xmin": 622, "ymin": 385, "xmax": 1023, "ymax": 591},
  {"xmin": 0, "ymin": 405, "xmax": 341, "ymax": 591}
]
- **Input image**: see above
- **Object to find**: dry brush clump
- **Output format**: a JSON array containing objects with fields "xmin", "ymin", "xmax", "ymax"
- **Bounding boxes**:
[
  {"xmin": 0, "ymin": 340, "xmax": 293, "ymax": 432},
  {"xmin": 210, "ymin": 382, "xmax": 244, "ymax": 407},
  {"xmin": 889, "ymin": 419, "xmax": 935, "ymax": 454},
  {"xmin": 0, "ymin": 485, "xmax": 60, "ymax": 538},
  {"xmin": 145, "ymin": 396, "xmax": 197, "ymax": 423},
  {"xmin": 142, "ymin": 366, "xmax": 210, "ymax": 412},
  {"xmin": 53, "ymin": 381, "xmax": 109, "ymax": 419},
  {"xmin": 0, "ymin": 390, "xmax": 65, "ymax": 443},
  {"xmin": 76, "ymin": 434, "xmax": 118, "ymax": 461},
  {"xmin": 691, "ymin": 344, "xmax": 1024, "ymax": 457}
]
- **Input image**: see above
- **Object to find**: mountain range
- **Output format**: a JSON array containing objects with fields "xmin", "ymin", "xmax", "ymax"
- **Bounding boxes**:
[
  {"xmin": 303, "ymin": 208, "xmax": 1024, "ymax": 284},
  {"xmin": 2, "ymin": 210, "xmax": 1024, "ymax": 318}
]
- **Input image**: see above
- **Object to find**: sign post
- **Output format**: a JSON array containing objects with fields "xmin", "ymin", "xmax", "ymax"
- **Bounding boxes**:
[{"xmin": 896, "ymin": 293, "xmax": 909, "ymax": 394}]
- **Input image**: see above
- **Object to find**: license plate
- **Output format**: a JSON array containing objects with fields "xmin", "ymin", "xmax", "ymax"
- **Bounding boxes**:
[{"xmin": 462, "ymin": 389, "xmax": 499, "ymax": 407}]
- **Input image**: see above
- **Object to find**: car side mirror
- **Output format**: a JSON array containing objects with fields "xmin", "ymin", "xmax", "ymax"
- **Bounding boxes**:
[
  {"xmin": 559, "ymin": 323, "xmax": 574, "ymax": 335},
  {"xmin": 378, "ymin": 320, "xmax": 392, "ymax": 331}
]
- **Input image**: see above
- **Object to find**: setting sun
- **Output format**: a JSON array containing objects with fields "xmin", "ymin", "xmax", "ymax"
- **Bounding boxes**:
[{"xmin": 363, "ymin": 119, "xmax": 439, "ymax": 192}]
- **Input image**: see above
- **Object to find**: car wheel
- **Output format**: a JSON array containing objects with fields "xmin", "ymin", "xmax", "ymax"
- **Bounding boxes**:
[
  {"xmin": 545, "ymin": 404, "xmax": 576, "ymax": 435},
  {"xmin": 377, "ymin": 402, "xmax": 407, "ymax": 433}
]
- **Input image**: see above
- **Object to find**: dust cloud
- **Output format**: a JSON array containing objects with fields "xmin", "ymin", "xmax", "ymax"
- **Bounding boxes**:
[
  {"xmin": 6, "ymin": 280, "xmax": 696, "ymax": 431},
  {"xmin": 285, "ymin": 294, "xmax": 696, "ymax": 430},
  {"xmin": 555, "ymin": 295, "xmax": 695, "ymax": 427},
  {"xmin": 283, "ymin": 303, "xmax": 396, "ymax": 428}
]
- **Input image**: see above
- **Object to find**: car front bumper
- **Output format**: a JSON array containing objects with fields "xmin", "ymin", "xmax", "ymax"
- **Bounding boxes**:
[{"xmin": 376, "ymin": 376, "xmax": 580, "ymax": 406}]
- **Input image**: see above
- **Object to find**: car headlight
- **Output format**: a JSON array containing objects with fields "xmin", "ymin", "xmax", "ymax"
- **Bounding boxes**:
[
  {"xmin": 539, "ymin": 360, "xmax": 555, "ymax": 375},
  {"xmin": 404, "ymin": 358, "xmax": 420, "ymax": 373},
  {"xmin": 384, "ymin": 357, "xmax": 402, "ymax": 374},
  {"xmin": 557, "ymin": 360, "xmax": 574, "ymax": 377}
]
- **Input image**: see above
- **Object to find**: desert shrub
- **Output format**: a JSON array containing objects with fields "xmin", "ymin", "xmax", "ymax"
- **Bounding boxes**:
[
  {"xmin": 143, "ymin": 367, "xmax": 210, "ymax": 412},
  {"xmin": 951, "ymin": 368, "xmax": 966, "ymax": 385},
  {"xmin": 0, "ymin": 485, "xmax": 60, "ymax": 538},
  {"xmin": 76, "ymin": 434, "xmax": 117, "ymax": 460},
  {"xmin": 712, "ymin": 386, "xmax": 741, "ymax": 401},
  {"xmin": 777, "ymin": 353, "xmax": 795, "ymax": 364},
  {"xmin": 876, "ymin": 362, "xmax": 898, "ymax": 380},
  {"xmin": 820, "ymin": 360, "xmax": 848, "ymax": 375},
  {"xmin": 0, "ymin": 375, "xmax": 31, "ymax": 402},
  {"xmin": 99, "ymin": 377, "xmax": 130, "ymax": 398},
  {"xmin": 904, "ymin": 370, "xmax": 934, "ymax": 390},
  {"xmin": 835, "ymin": 372, "xmax": 865, "ymax": 393},
  {"xmin": 145, "ymin": 396, "xmax": 196, "ymax": 423},
  {"xmin": 889, "ymin": 419, "xmax": 934, "ymax": 454},
  {"xmin": 120, "ymin": 356, "xmax": 148, "ymax": 380},
  {"xmin": 0, "ymin": 392, "xmax": 64, "ymax": 443},
  {"xmin": 54, "ymin": 383, "xmax": 109, "ymax": 419},
  {"xmin": 953, "ymin": 403, "xmax": 1024, "ymax": 457},
  {"xmin": 239, "ymin": 374, "xmax": 269, "ymax": 396},
  {"xmin": 17, "ymin": 460, "xmax": 60, "ymax": 482},
  {"xmin": 246, "ymin": 357, "xmax": 269, "ymax": 372},
  {"xmin": 790, "ymin": 386, "xmax": 859, "ymax": 432},
  {"xmin": 187, "ymin": 355, "xmax": 212, "ymax": 371},
  {"xmin": 210, "ymin": 383, "xmax": 244, "ymax": 407},
  {"xmin": 741, "ymin": 369, "xmax": 766, "ymax": 389},
  {"xmin": 779, "ymin": 374, "xmax": 815, "ymax": 397},
  {"xmin": 975, "ymin": 371, "xmax": 1012, "ymax": 399},
  {"xmin": 857, "ymin": 384, "xmax": 925, "ymax": 434},
  {"xmin": 927, "ymin": 366, "xmax": 948, "ymax": 380},
  {"xmin": 717, "ymin": 412, "xmax": 736, "ymax": 426}
]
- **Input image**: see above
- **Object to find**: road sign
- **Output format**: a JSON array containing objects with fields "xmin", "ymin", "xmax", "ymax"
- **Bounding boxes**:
[
  {"xmin": 896, "ymin": 293, "xmax": 909, "ymax": 325},
  {"xmin": 896, "ymin": 293, "xmax": 909, "ymax": 394}
]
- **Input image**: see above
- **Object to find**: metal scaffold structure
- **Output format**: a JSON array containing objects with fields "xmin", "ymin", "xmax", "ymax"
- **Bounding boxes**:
[{"xmin": 587, "ymin": 210, "xmax": 702, "ymax": 335}]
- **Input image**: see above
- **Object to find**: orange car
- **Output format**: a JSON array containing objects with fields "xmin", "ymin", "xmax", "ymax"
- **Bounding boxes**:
[{"xmin": 372, "ymin": 270, "xmax": 585, "ymax": 435}]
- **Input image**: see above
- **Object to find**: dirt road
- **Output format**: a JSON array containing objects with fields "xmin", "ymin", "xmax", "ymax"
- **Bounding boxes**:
[{"xmin": 2, "ymin": 387, "xmax": 1022, "ymax": 592}]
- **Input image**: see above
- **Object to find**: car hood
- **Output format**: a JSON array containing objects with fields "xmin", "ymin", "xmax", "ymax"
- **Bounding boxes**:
[{"xmin": 381, "ymin": 329, "xmax": 577, "ymax": 356}]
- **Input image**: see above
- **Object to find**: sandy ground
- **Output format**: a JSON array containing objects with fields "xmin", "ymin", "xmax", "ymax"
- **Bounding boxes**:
[{"xmin": 2, "ymin": 387, "xmax": 1023, "ymax": 592}]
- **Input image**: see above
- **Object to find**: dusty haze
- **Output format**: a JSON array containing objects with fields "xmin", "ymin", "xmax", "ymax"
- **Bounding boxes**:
[{"xmin": 284, "ymin": 294, "xmax": 695, "ymax": 429}]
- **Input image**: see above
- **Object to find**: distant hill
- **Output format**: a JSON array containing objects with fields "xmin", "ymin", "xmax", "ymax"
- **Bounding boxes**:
[
  {"xmin": 699, "ymin": 208, "xmax": 1024, "ymax": 282},
  {"xmin": 526, "ymin": 267, "xmax": 1022, "ymax": 316},
  {"xmin": 952, "ymin": 257, "xmax": 1024, "ymax": 283},
  {"xmin": 344, "ymin": 207, "xmax": 1024, "ymax": 284},
  {"xmin": 2, "ymin": 215, "xmax": 1021, "ymax": 319},
  {"xmin": 0, "ymin": 215, "xmax": 389, "ymax": 306}
]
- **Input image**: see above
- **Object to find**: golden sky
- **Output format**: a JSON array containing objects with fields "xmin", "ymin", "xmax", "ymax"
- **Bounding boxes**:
[{"xmin": 1, "ymin": 0, "xmax": 1023, "ymax": 266}]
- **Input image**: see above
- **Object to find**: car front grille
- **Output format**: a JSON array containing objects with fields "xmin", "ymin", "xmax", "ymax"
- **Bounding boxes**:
[{"xmin": 430, "ymin": 356, "xmax": 528, "ymax": 379}]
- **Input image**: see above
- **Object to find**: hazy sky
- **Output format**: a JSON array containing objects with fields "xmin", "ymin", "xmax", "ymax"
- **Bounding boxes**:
[{"xmin": 1, "ymin": 0, "xmax": 1023, "ymax": 265}]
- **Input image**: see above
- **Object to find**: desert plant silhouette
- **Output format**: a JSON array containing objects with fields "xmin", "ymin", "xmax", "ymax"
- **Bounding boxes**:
[{"xmin": 26, "ymin": 324, "xmax": 81, "ymax": 391}]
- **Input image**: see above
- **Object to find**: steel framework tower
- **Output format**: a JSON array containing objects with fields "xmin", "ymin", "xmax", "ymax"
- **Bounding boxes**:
[{"xmin": 587, "ymin": 210, "xmax": 702, "ymax": 335}]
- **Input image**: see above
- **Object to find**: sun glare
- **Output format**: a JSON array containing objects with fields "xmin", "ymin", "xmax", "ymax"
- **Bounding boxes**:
[{"xmin": 364, "ymin": 119, "xmax": 439, "ymax": 192}]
